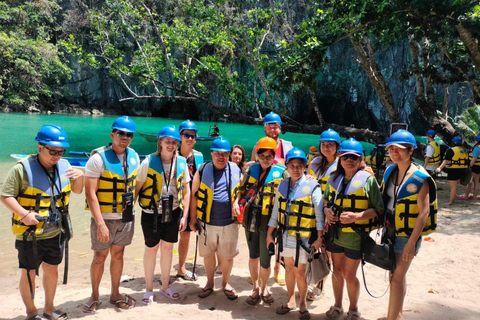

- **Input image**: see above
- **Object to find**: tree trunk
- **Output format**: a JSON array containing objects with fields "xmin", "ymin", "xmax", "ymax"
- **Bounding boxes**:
[
  {"xmin": 349, "ymin": 34, "xmax": 401, "ymax": 123},
  {"xmin": 456, "ymin": 23, "xmax": 480, "ymax": 72},
  {"xmin": 308, "ymin": 85, "xmax": 324, "ymax": 126}
]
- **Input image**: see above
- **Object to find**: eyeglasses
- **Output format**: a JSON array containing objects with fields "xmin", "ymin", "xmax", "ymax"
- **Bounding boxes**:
[
  {"xmin": 341, "ymin": 154, "xmax": 360, "ymax": 161},
  {"xmin": 212, "ymin": 151, "xmax": 229, "ymax": 158},
  {"xmin": 258, "ymin": 154, "xmax": 274, "ymax": 161},
  {"xmin": 116, "ymin": 131, "xmax": 134, "ymax": 139},
  {"xmin": 287, "ymin": 164, "xmax": 305, "ymax": 171},
  {"xmin": 162, "ymin": 138, "xmax": 178, "ymax": 145},
  {"xmin": 182, "ymin": 133, "xmax": 196, "ymax": 140},
  {"xmin": 43, "ymin": 145, "xmax": 66, "ymax": 156}
]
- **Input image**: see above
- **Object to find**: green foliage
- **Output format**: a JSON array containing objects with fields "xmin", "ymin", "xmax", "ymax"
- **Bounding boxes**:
[{"xmin": 453, "ymin": 105, "xmax": 480, "ymax": 140}]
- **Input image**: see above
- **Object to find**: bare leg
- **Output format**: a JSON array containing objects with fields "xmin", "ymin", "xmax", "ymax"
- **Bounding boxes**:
[
  {"xmin": 386, "ymin": 254, "xmax": 413, "ymax": 320},
  {"xmin": 220, "ymin": 256, "xmax": 234, "ymax": 290},
  {"xmin": 473, "ymin": 173, "xmax": 480, "ymax": 198},
  {"xmin": 42, "ymin": 263, "xmax": 59, "ymax": 316},
  {"xmin": 177, "ymin": 231, "xmax": 190, "ymax": 275},
  {"xmin": 20, "ymin": 269, "xmax": 37, "ymax": 319},
  {"xmin": 294, "ymin": 263, "xmax": 308, "ymax": 312},
  {"xmin": 283, "ymin": 257, "xmax": 297, "ymax": 309},
  {"xmin": 203, "ymin": 253, "xmax": 216, "ymax": 290},
  {"xmin": 88, "ymin": 249, "xmax": 108, "ymax": 304},
  {"xmin": 331, "ymin": 252, "xmax": 346, "ymax": 309},
  {"xmin": 216, "ymin": 253, "xmax": 222, "ymax": 273},
  {"xmin": 248, "ymin": 257, "xmax": 260, "ymax": 295},
  {"xmin": 465, "ymin": 181, "xmax": 472, "ymax": 198},
  {"xmin": 160, "ymin": 241, "xmax": 174, "ymax": 292},
  {"xmin": 342, "ymin": 257, "xmax": 361, "ymax": 312},
  {"xmin": 109, "ymin": 245, "xmax": 125, "ymax": 301},
  {"xmin": 143, "ymin": 244, "xmax": 160, "ymax": 292},
  {"xmin": 448, "ymin": 180, "xmax": 459, "ymax": 204},
  {"xmin": 260, "ymin": 266, "xmax": 271, "ymax": 296}
]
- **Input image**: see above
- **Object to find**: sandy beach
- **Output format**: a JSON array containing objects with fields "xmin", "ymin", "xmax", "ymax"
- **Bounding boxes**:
[{"xmin": 1, "ymin": 168, "xmax": 480, "ymax": 320}]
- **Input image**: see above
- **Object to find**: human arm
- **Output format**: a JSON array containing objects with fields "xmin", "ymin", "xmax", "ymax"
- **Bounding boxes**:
[
  {"xmin": 266, "ymin": 190, "xmax": 280, "ymax": 249},
  {"xmin": 1, "ymin": 196, "xmax": 40, "ymax": 226},
  {"xmin": 65, "ymin": 167, "xmax": 85, "ymax": 194},
  {"xmin": 311, "ymin": 186, "xmax": 325, "ymax": 251},
  {"xmin": 189, "ymin": 171, "xmax": 200, "ymax": 232},
  {"xmin": 179, "ymin": 178, "xmax": 190, "ymax": 232}
]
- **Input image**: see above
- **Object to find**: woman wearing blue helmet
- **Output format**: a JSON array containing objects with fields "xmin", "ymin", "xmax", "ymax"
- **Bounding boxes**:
[
  {"xmin": 379, "ymin": 129, "xmax": 437, "ymax": 320},
  {"xmin": 436, "ymin": 135, "xmax": 469, "ymax": 205},
  {"xmin": 466, "ymin": 135, "xmax": 480, "ymax": 200}
]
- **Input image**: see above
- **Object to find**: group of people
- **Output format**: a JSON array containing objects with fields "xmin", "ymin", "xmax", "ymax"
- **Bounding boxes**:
[{"xmin": 2, "ymin": 112, "xmax": 439, "ymax": 320}]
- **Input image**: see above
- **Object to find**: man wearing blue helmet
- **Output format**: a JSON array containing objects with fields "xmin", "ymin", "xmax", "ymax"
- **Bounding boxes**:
[
  {"xmin": 424, "ymin": 130, "xmax": 441, "ymax": 177},
  {"xmin": 1, "ymin": 124, "xmax": 84, "ymax": 320},
  {"xmin": 250, "ymin": 112, "xmax": 294, "ymax": 167},
  {"xmin": 84, "ymin": 116, "xmax": 140, "ymax": 311},
  {"xmin": 190, "ymin": 137, "xmax": 242, "ymax": 300}
]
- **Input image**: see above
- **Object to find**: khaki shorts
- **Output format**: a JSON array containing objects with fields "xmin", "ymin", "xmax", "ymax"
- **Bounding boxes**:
[
  {"xmin": 199, "ymin": 223, "xmax": 239, "ymax": 259},
  {"xmin": 281, "ymin": 247, "xmax": 309, "ymax": 265},
  {"xmin": 90, "ymin": 218, "xmax": 134, "ymax": 251}
]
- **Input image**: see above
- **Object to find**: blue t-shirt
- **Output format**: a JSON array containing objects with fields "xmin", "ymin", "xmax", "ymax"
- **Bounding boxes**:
[
  {"xmin": 209, "ymin": 165, "xmax": 233, "ymax": 226},
  {"xmin": 473, "ymin": 146, "xmax": 480, "ymax": 158}
]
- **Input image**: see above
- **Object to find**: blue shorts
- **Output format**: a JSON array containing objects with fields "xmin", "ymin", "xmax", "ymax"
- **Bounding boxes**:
[
  {"xmin": 326, "ymin": 241, "xmax": 362, "ymax": 260},
  {"xmin": 394, "ymin": 236, "xmax": 422, "ymax": 255}
]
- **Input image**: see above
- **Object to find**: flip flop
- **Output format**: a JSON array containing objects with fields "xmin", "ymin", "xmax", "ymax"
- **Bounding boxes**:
[
  {"xmin": 223, "ymin": 288, "xmax": 238, "ymax": 300},
  {"xmin": 159, "ymin": 287, "xmax": 180, "ymax": 300},
  {"xmin": 260, "ymin": 292, "xmax": 274, "ymax": 304},
  {"xmin": 83, "ymin": 300, "xmax": 102, "ymax": 313},
  {"xmin": 26, "ymin": 315, "xmax": 41, "ymax": 320},
  {"xmin": 198, "ymin": 287, "xmax": 214, "ymax": 298},
  {"xmin": 299, "ymin": 310, "xmax": 311, "ymax": 320},
  {"xmin": 142, "ymin": 291, "xmax": 154, "ymax": 305},
  {"xmin": 458, "ymin": 195, "xmax": 468, "ymax": 200},
  {"xmin": 345, "ymin": 310, "xmax": 361, "ymax": 320},
  {"xmin": 109, "ymin": 294, "xmax": 136, "ymax": 310},
  {"xmin": 246, "ymin": 293, "xmax": 261, "ymax": 305},
  {"xmin": 274, "ymin": 273, "xmax": 286, "ymax": 286},
  {"xmin": 176, "ymin": 270, "xmax": 197, "ymax": 281},
  {"xmin": 326, "ymin": 306, "xmax": 344, "ymax": 319},
  {"xmin": 276, "ymin": 304, "xmax": 293, "ymax": 315},
  {"xmin": 42, "ymin": 310, "xmax": 68, "ymax": 320}
]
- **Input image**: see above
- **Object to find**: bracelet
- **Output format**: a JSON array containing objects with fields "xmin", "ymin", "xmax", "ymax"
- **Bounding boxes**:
[{"xmin": 21, "ymin": 211, "xmax": 31, "ymax": 221}]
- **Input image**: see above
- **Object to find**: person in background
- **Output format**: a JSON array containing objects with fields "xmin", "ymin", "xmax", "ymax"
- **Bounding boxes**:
[
  {"xmin": 379, "ymin": 129, "xmax": 437, "ymax": 320},
  {"xmin": 234, "ymin": 137, "xmax": 288, "ymax": 306},
  {"xmin": 267, "ymin": 148, "xmax": 324, "ymax": 320},
  {"xmin": 190, "ymin": 137, "xmax": 241, "ymax": 300},
  {"xmin": 424, "ymin": 130, "xmax": 441, "ymax": 179},
  {"xmin": 135, "ymin": 125, "xmax": 190, "ymax": 303},
  {"xmin": 84, "ymin": 116, "xmax": 140, "ymax": 311},
  {"xmin": 323, "ymin": 138, "xmax": 384, "ymax": 320},
  {"xmin": 230, "ymin": 144, "xmax": 247, "ymax": 173},
  {"xmin": 1, "ymin": 125, "xmax": 84, "ymax": 320},
  {"xmin": 465, "ymin": 135, "xmax": 480, "ymax": 200},
  {"xmin": 176, "ymin": 120, "xmax": 204, "ymax": 281},
  {"xmin": 307, "ymin": 146, "xmax": 319, "ymax": 166},
  {"xmin": 436, "ymin": 135, "xmax": 469, "ymax": 205}
]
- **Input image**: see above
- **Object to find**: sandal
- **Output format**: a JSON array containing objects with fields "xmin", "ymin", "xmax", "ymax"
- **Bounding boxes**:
[
  {"xmin": 223, "ymin": 288, "xmax": 238, "ymax": 300},
  {"xmin": 346, "ymin": 310, "xmax": 361, "ymax": 320},
  {"xmin": 274, "ymin": 273, "xmax": 286, "ymax": 286},
  {"xmin": 198, "ymin": 287, "xmax": 214, "ymax": 298},
  {"xmin": 142, "ymin": 291, "xmax": 154, "ymax": 305},
  {"xmin": 307, "ymin": 283, "xmax": 323, "ymax": 301},
  {"xmin": 176, "ymin": 270, "xmax": 197, "ymax": 281},
  {"xmin": 42, "ymin": 310, "xmax": 68, "ymax": 320},
  {"xmin": 299, "ymin": 310, "xmax": 311, "ymax": 320},
  {"xmin": 109, "ymin": 294, "xmax": 136, "ymax": 310},
  {"xmin": 26, "ymin": 315, "xmax": 41, "ymax": 320},
  {"xmin": 276, "ymin": 304, "xmax": 294, "ymax": 315},
  {"xmin": 246, "ymin": 293, "xmax": 261, "ymax": 305},
  {"xmin": 159, "ymin": 287, "xmax": 180, "ymax": 300},
  {"xmin": 459, "ymin": 195, "xmax": 468, "ymax": 200},
  {"xmin": 326, "ymin": 306, "xmax": 344, "ymax": 319},
  {"xmin": 260, "ymin": 292, "xmax": 274, "ymax": 304},
  {"xmin": 83, "ymin": 300, "xmax": 102, "ymax": 313}
]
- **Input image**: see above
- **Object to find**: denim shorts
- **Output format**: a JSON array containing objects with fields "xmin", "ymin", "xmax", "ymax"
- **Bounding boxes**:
[
  {"xmin": 394, "ymin": 236, "xmax": 422, "ymax": 255},
  {"xmin": 326, "ymin": 241, "xmax": 362, "ymax": 260}
]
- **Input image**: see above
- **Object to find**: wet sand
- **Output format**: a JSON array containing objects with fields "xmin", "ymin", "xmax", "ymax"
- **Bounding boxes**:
[{"xmin": 1, "ymin": 161, "xmax": 480, "ymax": 320}]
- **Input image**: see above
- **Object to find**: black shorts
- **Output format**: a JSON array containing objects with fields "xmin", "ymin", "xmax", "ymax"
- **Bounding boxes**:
[
  {"xmin": 326, "ymin": 241, "xmax": 362, "ymax": 260},
  {"xmin": 141, "ymin": 208, "xmax": 182, "ymax": 246},
  {"xmin": 472, "ymin": 166, "xmax": 480, "ymax": 174},
  {"xmin": 445, "ymin": 168, "xmax": 465, "ymax": 181},
  {"xmin": 16, "ymin": 235, "xmax": 63, "ymax": 270}
]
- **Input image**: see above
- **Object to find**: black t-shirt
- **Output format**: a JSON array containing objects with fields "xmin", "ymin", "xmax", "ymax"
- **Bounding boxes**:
[{"xmin": 444, "ymin": 148, "xmax": 454, "ymax": 161}]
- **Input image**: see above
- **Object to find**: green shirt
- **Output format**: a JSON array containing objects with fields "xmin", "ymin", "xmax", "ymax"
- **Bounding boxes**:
[
  {"xmin": 2, "ymin": 161, "xmax": 61, "ymax": 241},
  {"xmin": 324, "ymin": 175, "xmax": 384, "ymax": 251}
]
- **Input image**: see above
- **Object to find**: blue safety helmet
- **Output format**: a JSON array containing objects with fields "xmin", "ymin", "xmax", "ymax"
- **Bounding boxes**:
[
  {"xmin": 111, "ymin": 116, "xmax": 136, "ymax": 133},
  {"xmin": 475, "ymin": 135, "xmax": 480, "ymax": 142},
  {"xmin": 426, "ymin": 129, "xmax": 436, "ymax": 137},
  {"xmin": 319, "ymin": 129, "xmax": 341, "ymax": 144},
  {"xmin": 179, "ymin": 119, "xmax": 198, "ymax": 133},
  {"xmin": 35, "ymin": 124, "xmax": 70, "ymax": 148},
  {"xmin": 338, "ymin": 138, "xmax": 364, "ymax": 156},
  {"xmin": 157, "ymin": 125, "xmax": 181, "ymax": 141},
  {"xmin": 211, "ymin": 137, "xmax": 231, "ymax": 152},
  {"xmin": 285, "ymin": 147, "xmax": 307, "ymax": 164},
  {"xmin": 452, "ymin": 136, "xmax": 462, "ymax": 145},
  {"xmin": 263, "ymin": 112, "xmax": 282, "ymax": 125},
  {"xmin": 385, "ymin": 129, "xmax": 417, "ymax": 149}
]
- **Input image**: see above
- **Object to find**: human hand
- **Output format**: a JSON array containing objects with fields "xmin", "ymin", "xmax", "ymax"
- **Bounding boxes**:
[
  {"xmin": 179, "ymin": 216, "xmax": 188, "ymax": 232},
  {"xmin": 65, "ymin": 168, "xmax": 84, "ymax": 180},
  {"xmin": 97, "ymin": 223, "xmax": 110, "ymax": 242},
  {"xmin": 266, "ymin": 235, "xmax": 275, "ymax": 250},
  {"xmin": 324, "ymin": 207, "xmax": 338, "ymax": 224},
  {"xmin": 310, "ymin": 238, "xmax": 322, "ymax": 252},
  {"xmin": 339, "ymin": 211, "xmax": 357, "ymax": 224},
  {"xmin": 402, "ymin": 240, "xmax": 416, "ymax": 261},
  {"xmin": 190, "ymin": 217, "xmax": 198, "ymax": 233},
  {"xmin": 232, "ymin": 201, "xmax": 240, "ymax": 217},
  {"xmin": 21, "ymin": 212, "xmax": 41, "ymax": 226}
]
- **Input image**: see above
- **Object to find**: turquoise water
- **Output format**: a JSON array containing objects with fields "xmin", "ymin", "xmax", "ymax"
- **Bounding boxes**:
[{"xmin": 1, "ymin": 113, "xmax": 373, "ymax": 163}]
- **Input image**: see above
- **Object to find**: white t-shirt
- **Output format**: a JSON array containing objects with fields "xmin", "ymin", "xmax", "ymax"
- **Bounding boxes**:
[
  {"xmin": 425, "ymin": 145, "xmax": 439, "ymax": 171},
  {"xmin": 137, "ymin": 155, "xmax": 191, "ymax": 214},
  {"xmin": 85, "ymin": 150, "xmax": 140, "ymax": 219}
]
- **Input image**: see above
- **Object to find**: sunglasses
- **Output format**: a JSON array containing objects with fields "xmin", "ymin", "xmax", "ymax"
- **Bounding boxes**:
[
  {"xmin": 43, "ymin": 145, "xmax": 66, "ymax": 156},
  {"xmin": 182, "ymin": 133, "xmax": 196, "ymax": 140},
  {"xmin": 116, "ymin": 131, "xmax": 134, "ymax": 139},
  {"xmin": 258, "ymin": 154, "xmax": 274, "ymax": 161},
  {"xmin": 341, "ymin": 154, "xmax": 360, "ymax": 161}
]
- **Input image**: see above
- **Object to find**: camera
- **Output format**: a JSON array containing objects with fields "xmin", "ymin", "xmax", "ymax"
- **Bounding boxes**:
[
  {"xmin": 268, "ymin": 242, "xmax": 275, "ymax": 256},
  {"xmin": 160, "ymin": 194, "xmax": 174, "ymax": 223},
  {"xmin": 122, "ymin": 191, "xmax": 134, "ymax": 222}
]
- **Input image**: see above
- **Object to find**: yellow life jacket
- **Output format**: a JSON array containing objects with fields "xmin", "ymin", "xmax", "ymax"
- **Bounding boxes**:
[
  {"xmin": 192, "ymin": 150, "xmax": 204, "ymax": 170},
  {"xmin": 85, "ymin": 145, "xmax": 139, "ymax": 213},
  {"xmin": 381, "ymin": 164, "xmax": 437, "ymax": 237},
  {"xmin": 365, "ymin": 151, "xmax": 377, "ymax": 171},
  {"xmin": 425, "ymin": 141, "xmax": 441, "ymax": 165},
  {"xmin": 385, "ymin": 150, "xmax": 394, "ymax": 165},
  {"xmin": 196, "ymin": 162, "xmax": 241, "ymax": 223},
  {"xmin": 327, "ymin": 171, "xmax": 377, "ymax": 233},
  {"xmin": 468, "ymin": 145, "xmax": 480, "ymax": 167},
  {"xmin": 446, "ymin": 146, "xmax": 468, "ymax": 169},
  {"xmin": 309, "ymin": 157, "xmax": 338, "ymax": 192},
  {"xmin": 244, "ymin": 163, "xmax": 286, "ymax": 216},
  {"xmin": 277, "ymin": 178, "xmax": 318, "ymax": 239},
  {"xmin": 12, "ymin": 155, "xmax": 71, "ymax": 236},
  {"xmin": 138, "ymin": 154, "xmax": 188, "ymax": 211}
]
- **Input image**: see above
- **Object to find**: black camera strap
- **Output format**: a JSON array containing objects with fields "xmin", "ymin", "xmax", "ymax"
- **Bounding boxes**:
[
  {"xmin": 159, "ymin": 154, "xmax": 175, "ymax": 195},
  {"xmin": 122, "ymin": 149, "xmax": 130, "ymax": 192}
]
